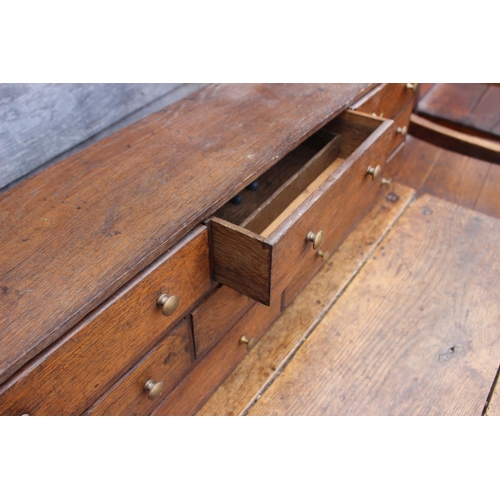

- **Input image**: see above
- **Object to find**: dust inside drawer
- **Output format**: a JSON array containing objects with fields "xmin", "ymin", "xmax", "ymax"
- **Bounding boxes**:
[{"xmin": 208, "ymin": 110, "xmax": 393, "ymax": 306}]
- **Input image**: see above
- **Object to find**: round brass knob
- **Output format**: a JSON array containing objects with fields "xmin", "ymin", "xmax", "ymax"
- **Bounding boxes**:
[
  {"xmin": 405, "ymin": 83, "xmax": 418, "ymax": 92},
  {"xmin": 144, "ymin": 379, "xmax": 165, "ymax": 400},
  {"xmin": 366, "ymin": 165, "xmax": 382, "ymax": 181},
  {"xmin": 381, "ymin": 177, "xmax": 392, "ymax": 186},
  {"xmin": 157, "ymin": 293, "xmax": 179, "ymax": 316},
  {"xmin": 317, "ymin": 249, "xmax": 330, "ymax": 262},
  {"xmin": 306, "ymin": 230, "xmax": 324, "ymax": 250},
  {"xmin": 396, "ymin": 126, "xmax": 408, "ymax": 136},
  {"xmin": 239, "ymin": 335, "xmax": 256, "ymax": 351}
]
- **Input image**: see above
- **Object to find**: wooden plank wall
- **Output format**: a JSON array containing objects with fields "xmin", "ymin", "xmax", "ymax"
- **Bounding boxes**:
[{"xmin": 0, "ymin": 83, "xmax": 207, "ymax": 190}]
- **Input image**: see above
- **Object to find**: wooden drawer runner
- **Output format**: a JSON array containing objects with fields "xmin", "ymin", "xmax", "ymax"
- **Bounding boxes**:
[
  {"xmin": 152, "ymin": 298, "xmax": 281, "ymax": 416},
  {"xmin": 86, "ymin": 320, "xmax": 192, "ymax": 416},
  {"xmin": 209, "ymin": 110, "xmax": 394, "ymax": 306},
  {"xmin": 0, "ymin": 227, "xmax": 211, "ymax": 416},
  {"xmin": 350, "ymin": 83, "xmax": 416, "ymax": 119},
  {"xmin": 191, "ymin": 285, "xmax": 254, "ymax": 359}
]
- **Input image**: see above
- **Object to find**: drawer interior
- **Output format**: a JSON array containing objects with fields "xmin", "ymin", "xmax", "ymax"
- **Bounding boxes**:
[
  {"xmin": 209, "ymin": 110, "xmax": 390, "ymax": 305},
  {"xmin": 214, "ymin": 110, "xmax": 384, "ymax": 237}
]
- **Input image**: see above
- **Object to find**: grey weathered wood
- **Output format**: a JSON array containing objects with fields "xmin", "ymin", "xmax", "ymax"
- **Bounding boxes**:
[{"xmin": 0, "ymin": 83, "xmax": 199, "ymax": 189}]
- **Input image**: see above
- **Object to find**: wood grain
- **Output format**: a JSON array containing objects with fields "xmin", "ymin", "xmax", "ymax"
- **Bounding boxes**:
[
  {"xmin": 153, "ymin": 298, "xmax": 282, "ymax": 416},
  {"xmin": 396, "ymin": 136, "xmax": 443, "ymax": 191},
  {"xmin": 417, "ymin": 83, "xmax": 487, "ymax": 124},
  {"xmin": 191, "ymin": 285, "xmax": 254, "ymax": 359},
  {"xmin": 422, "ymin": 149, "xmax": 491, "ymax": 209},
  {"xmin": 0, "ymin": 227, "xmax": 210, "ymax": 416},
  {"xmin": 350, "ymin": 83, "xmax": 415, "ymax": 119},
  {"xmin": 409, "ymin": 113, "xmax": 500, "ymax": 165},
  {"xmin": 0, "ymin": 83, "xmax": 374, "ymax": 383},
  {"xmin": 0, "ymin": 83, "xmax": 184, "ymax": 189},
  {"xmin": 198, "ymin": 183, "xmax": 415, "ymax": 415},
  {"xmin": 248, "ymin": 195, "xmax": 500, "ymax": 415},
  {"xmin": 86, "ymin": 320, "xmax": 192, "ymax": 416},
  {"xmin": 474, "ymin": 165, "xmax": 500, "ymax": 220},
  {"xmin": 485, "ymin": 374, "xmax": 500, "ymax": 416},
  {"xmin": 210, "ymin": 218, "xmax": 273, "ymax": 305}
]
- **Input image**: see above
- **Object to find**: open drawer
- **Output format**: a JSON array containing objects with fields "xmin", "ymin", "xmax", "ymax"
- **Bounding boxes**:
[{"xmin": 208, "ymin": 110, "xmax": 394, "ymax": 305}]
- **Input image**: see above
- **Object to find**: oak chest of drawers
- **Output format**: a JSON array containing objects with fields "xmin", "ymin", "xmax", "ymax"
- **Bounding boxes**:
[{"xmin": 0, "ymin": 83, "xmax": 417, "ymax": 415}]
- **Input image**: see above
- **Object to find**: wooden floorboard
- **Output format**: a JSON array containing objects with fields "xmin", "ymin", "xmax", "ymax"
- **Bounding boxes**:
[
  {"xmin": 485, "ymin": 372, "xmax": 500, "ymax": 416},
  {"xmin": 198, "ymin": 183, "xmax": 415, "ymax": 416},
  {"xmin": 474, "ymin": 165, "xmax": 500, "ymax": 220},
  {"xmin": 248, "ymin": 195, "xmax": 500, "ymax": 416},
  {"xmin": 421, "ymin": 149, "xmax": 491, "ymax": 209}
]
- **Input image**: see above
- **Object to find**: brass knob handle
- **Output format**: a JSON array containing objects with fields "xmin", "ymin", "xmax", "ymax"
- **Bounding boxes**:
[
  {"xmin": 157, "ymin": 293, "xmax": 179, "ymax": 316},
  {"xmin": 239, "ymin": 335, "xmax": 256, "ymax": 351},
  {"xmin": 366, "ymin": 165, "xmax": 382, "ymax": 181},
  {"xmin": 405, "ymin": 83, "xmax": 418, "ymax": 92},
  {"xmin": 306, "ymin": 230, "xmax": 324, "ymax": 250},
  {"xmin": 396, "ymin": 126, "xmax": 408, "ymax": 136},
  {"xmin": 317, "ymin": 249, "xmax": 330, "ymax": 262},
  {"xmin": 144, "ymin": 379, "xmax": 165, "ymax": 401},
  {"xmin": 381, "ymin": 177, "xmax": 392, "ymax": 186}
]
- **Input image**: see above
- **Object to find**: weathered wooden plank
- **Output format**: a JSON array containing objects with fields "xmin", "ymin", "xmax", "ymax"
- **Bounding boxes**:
[
  {"xmin": 198, "ymin": 183, "xmax": 415, "ymax": 416},
  {"xmin": 485, "ymin": 373, "xmax": 500, "ymax": 416},
  {"xmin": 0, "ymin": 83, "xmax": 373, "ymax": 383},
  {"xmin": 248, "ymin": 195, "xmax": 500, "ymax": 416},
  {"xmin": 0, "ymin": 83, "xmax": 183, "ymax": 189}
]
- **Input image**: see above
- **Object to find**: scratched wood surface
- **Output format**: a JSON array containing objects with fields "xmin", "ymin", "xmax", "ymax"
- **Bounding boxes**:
[
  {"xmin": 248, "ymin": 195, "xmax": 500, "ymax": 416},
  {"xmin": 198, "ymin": 183, "xmax": 415, "ymax": 415},
  {"xmin": 0, "ymin": 83, "xmax": 373, "ymax": 384}
]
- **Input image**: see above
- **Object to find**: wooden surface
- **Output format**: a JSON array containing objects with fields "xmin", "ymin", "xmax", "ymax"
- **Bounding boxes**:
[
  {"xmin": 0, "ymin": 83, "xmax": 373, "ymax": 383},
  {"xmin": 86, "ymin": 320, "xmax": 192, "ymax": 416},
  {"xmin": 486, "ymin": 375, "xmax": 500, "ymax": 416},
  {"xmin": 248, "ymin": 195, "xmax": 500, "ymax": 415},
  {"xmin": 198, "ymin": 183, "xmax": 415, "ymax": 415},
  {"xmin": 410, "ymin": 113, "xmax": 500, "ymax": 164},
  {"xmin": 0, "ymin": 83, "xmax": 186, "ymax": 189},
  {"xmin": 416, "ymin": 83, "xmax": 500, "ymax": 141},
  {"xmin": 397, "ymin": 136, "xmax": 500, "ymax": 219},
  {"xmin": 191, "ymin": 285, "xmax": 254, "ymax": 358},
  {"xmin": 349, "ymin": 83, "xmax": 415, "ymax": 119},
  {"xmin": 153, "ymin": 298, "xmax": 282, "ymax": 416},
  {"xmin": 0, "ymin": 227, "xmax": 210, "ymax": 415}
]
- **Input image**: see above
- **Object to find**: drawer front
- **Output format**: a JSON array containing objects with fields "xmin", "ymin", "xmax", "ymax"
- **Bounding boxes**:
[
  {"xmin": 152, "ymin": 298, "xmax": 281, "ymax": 416},
  {"xmin": 351, "ymin": 83, "xmax": 416, "ymax": 119},
  {"xmin": 191, "ymin": 285, "xmax": 254, "ymax": 359},
  {"xmin": 385, "ymin": 141, "xmax": 405, "ymax": 180},
  {"xmin": 388, "ymin": 102, "xmax": 413, "ymax": 154},
  {"xmin": 210, "ymin": 112, "xmax": 393, "ymax": 305},
  {"xmin": 0, "ymin": 227, "xmax": 211, "ymax": 416},
  {"xmin": 86, "ymin": 320, "xmax": 192, "ymax": 416}
]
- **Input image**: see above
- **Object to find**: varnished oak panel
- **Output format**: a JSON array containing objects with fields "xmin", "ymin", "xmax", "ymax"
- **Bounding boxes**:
[
  {"xmin": 198, "ymin": 183, "xmax": 415, "ymax": 415},
  {"xmin": 86, "ymin": 320, "xmax": 192, "ymax": 416},
  {"xmin": 0, "ymin": 227, "xmax": 210, "ymax": 416},
  {"xmin": 249, "ymin": 195, "xmax": 500, "ymax": 416},
  {"xmin": 0, "ymin": 83, "xmax": 373, "ymax": 383},
  {"xmin": 152, "ymin": 298, "xmax": 281, "ymax": 416}
]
